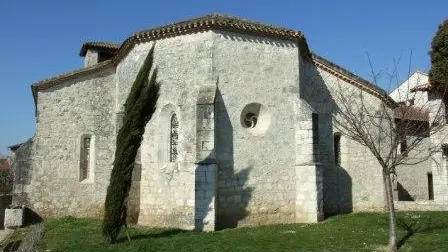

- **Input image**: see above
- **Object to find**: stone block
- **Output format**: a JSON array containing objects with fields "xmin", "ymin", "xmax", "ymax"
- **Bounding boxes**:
[{"xmin": 4, "ymin": 207, "xmax": 24, "ymax": 229}]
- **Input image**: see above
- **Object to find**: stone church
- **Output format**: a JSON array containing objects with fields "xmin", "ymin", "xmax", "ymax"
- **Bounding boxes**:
[{"xmin": 9, "ymin": 14, "xmax": 448, "ymax": 231}]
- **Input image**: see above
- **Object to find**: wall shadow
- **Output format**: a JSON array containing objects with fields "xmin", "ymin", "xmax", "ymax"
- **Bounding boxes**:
[
  {"xmin": 23, "ymin": 207, "xmax": 43, "ymax": 226},
  {"xmin": 322, "ymin": 165, "xmax": 353, "ymax": 218},
  {"xmin": 214, "ymin": 88, "xmax": 253, "ymax": 230},
  {"xmin": 336, "ymin": 166, "xmax": 353, "ymax": 214},
  {"xmin": 117, "ymin": 228, "xmax": 187, "ymax": 243},
  {"xmin": 194, "ymin": 161, "xmax": 215, "ymax": 232},
  {"xmin": 397, "ymin": 182, "xmax": 414, "ymax": 201},
  {"xmin": 396, "ymin": 214, "xmax": 448, "ymax": 249},
  {"xmin": 0, "ymin": 195, "xmax": 12, "ymax": 229},
  {"xmin": 299, "ymin": 58, "xmax": 353, "ymax": 217},
  {"xmin": 126, "ymin": 161, "xmax": 141, "ymax": 224}
]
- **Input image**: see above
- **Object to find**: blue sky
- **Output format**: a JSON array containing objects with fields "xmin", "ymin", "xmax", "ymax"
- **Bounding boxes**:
[{"xmin": 0, "ymin": 0, "xmax": 446, "ymax": 155}]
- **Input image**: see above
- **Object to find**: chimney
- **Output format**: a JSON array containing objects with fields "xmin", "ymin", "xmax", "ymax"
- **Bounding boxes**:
[
  {"xmin": 79, "ymin": 42, "xmax": 120, "ymax": 67},
  {"xmin": 84, "ymin": 49, "xmax": 100, "ymax": 67}
]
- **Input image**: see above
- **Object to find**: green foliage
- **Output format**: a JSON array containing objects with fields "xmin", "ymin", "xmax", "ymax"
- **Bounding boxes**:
[
  {"xmin": 0, "ymin": 169, "xmax": 13, "ymax": 193},
  {"xmin": 102, "ymin": 44, "xmax": 160, "ymax": 243},
  {"xmin": 429, "ymin": 19, "xmax": 448, "ymax": 94},
  {"xmin": 40, "ymin": 212, "xmax": 448, "ymax": 251}
]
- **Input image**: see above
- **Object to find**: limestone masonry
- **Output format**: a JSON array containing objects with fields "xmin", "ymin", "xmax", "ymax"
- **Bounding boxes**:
[{"xmin": 9, "ymin": 14, "xmax": 448, "ymax": 231}]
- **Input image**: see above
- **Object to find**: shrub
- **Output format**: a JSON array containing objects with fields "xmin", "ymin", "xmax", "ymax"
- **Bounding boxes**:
[
  {"xmin": 0, "ymin": 169, "xmax": 13, "ymax": 194},
  {"xmin": 102, "ymin": 44, "xmax": 160, "ymax": 243},
  {"xmin": 429, "ymin": 19, "xmax": 448, "ymax": 95}
]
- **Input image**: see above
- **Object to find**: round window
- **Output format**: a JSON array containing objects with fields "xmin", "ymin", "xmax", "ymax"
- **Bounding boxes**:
[{"xmin": 240, "ymin": 103, "xmax": 271, "ymax": 136}]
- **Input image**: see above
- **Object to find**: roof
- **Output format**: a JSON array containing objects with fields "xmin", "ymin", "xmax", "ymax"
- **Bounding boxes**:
[
  {"xmin": 394, "ymin": 105, "xmax": 429, "ymax": 121},
  {"xmin": 31, "ymin": 60, "xmax": 113, "ymax": 104},
  {"xmin": 389, "ymin": 71, "xmax": 429, "ymax": 95},
  {"xmin": 410, "ymin": 83, "xmax": 432, "ymax": 92},
  {"xmin": 30, "ymin": 13, "xmax": 392, "ymax": 106},
  {"xmin": 8, "ymin": 142, "xmax": 25, "ymax": 151},
  {"xmin": 312, "ymin": 54, "xmax": 395, "ymax": 105},
  {"xmin": 415, "ymin": 70, "xmax": 428, "ymax": 76},
  {"xmin": 79, "ymin": 41, "xmax": 120, "ymax": 57},
  {"xmin": 115, "ymin": 13, "xmax": 309, "ymax": 61},
  {"xmin": 0, "ymin": 159, "xmax": 10, "ymax": 171}
]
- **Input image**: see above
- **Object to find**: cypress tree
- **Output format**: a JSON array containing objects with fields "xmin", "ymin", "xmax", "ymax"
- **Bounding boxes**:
[
  {"xmin": 429, "ymin": 19, "xmax": 448, "ymax": 95},
  {"xmin": 102, "ymin": 44, "xmax": 160, "ymax": 243}
]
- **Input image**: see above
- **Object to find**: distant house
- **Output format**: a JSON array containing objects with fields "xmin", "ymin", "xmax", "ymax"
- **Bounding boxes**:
[
  {"xmin": 0, "ymin": 159, "xmax": 10, "ymax": 171},
  {"xmin": 389, "ymin": 71, "xmax": 432, "ymax": 201}
]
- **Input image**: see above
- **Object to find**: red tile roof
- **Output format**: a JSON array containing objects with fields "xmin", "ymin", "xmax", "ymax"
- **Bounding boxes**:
[
  {"xmin": 394, "ymin": 105, "xmax": 429, "ymax": 121},
  {"xmin": 79, "ymin": 41, "xmax": 120, "ymax": 57},
  {"xmin": 30, "ymin": 13, "xmax": 393, "ymax": 107},
  {"xmin": 0, "ymin": 159, "xmax": 10, "ymax": 171},
  {"xmin": 410, "ymin": 83, "xmax": 432, "ymax": 92}
]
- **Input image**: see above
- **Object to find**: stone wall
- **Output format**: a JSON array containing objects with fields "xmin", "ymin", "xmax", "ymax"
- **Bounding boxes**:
[
  {"xmin": 28, "ymin": 67, "xmax": 116, "ymax": 218},
  {"xmin": 395, "ymin": 201, "xmax": 448, "ymax": 211},
  {"xmin": 395, "ymin": 135, "xmax": 432, "ymax": 201},
  {"xmin": 427, "ymin": 90, "xmax": 448, "ymax": 203},
  {"xmin": 116, "ymin": 32, "xmax": 216, "ymax": 229},
  {"xmin": 302, "ymin": 62, "xmax": 387, "ymax": 213},
  {"xmin": 213, "ymin": 31, "xmax": 300, "ymax": 227}
]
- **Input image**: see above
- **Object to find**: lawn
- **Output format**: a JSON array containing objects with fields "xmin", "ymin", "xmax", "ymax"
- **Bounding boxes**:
[{"xmin": 34, "ymin": 212, "xmax": 448, "ymax": 251}]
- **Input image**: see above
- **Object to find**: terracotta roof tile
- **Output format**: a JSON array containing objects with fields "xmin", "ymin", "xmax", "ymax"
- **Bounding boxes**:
[
  {"xmin": 115, "ymin": 13, "xmax": 308, "ymax": 62},
  {"xmin": 30, "ymin": 13, "xmax": 393, "ymax": 107},
  {"xmin": 394, "ymin": 105, "xmax": 429, "ymax": 121},
  {"xmin": 410, "ymin": 83, "xmax": 432, "ymax": 92}
]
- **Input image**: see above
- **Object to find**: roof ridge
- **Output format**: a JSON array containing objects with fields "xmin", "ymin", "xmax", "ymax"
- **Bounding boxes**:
[
  {"xmin": 31, "ymin": 14, "xmax": 392, "ymax": 107},
  {"xmin": 79, "ymin": 41, "xmax": 121, "ymax": 56},
  {"xmin": 114, "ymin": 13, "xmax": 305, "ymax": 62},
  {"xmin": 312, "ymin": 53, "xmax": 395, "ymax": 105}
]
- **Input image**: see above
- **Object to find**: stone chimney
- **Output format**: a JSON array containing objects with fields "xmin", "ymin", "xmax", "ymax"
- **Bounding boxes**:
[
  {"xmin": 79, "ymin": 42, "xmax": 120, "ymax": 67},
  {"xmin": 83, "ymin": 49, "xmax": 100, "ymax": 67}
]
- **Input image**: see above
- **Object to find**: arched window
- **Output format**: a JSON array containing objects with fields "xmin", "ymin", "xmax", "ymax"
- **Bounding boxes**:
[{"xmin": 170, "ymin": 114, "xmax": 179, "ymax": 162}]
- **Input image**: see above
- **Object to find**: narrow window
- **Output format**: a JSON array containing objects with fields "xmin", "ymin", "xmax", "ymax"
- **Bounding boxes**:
[
  {"xmin": 427, "ymin": 172, "xmax": 434, "ymax": 200},
  {"xmin": 445, "ymin": 101, "xmax": 448, "ymax": 124},
  {"xmin": 400, "ymin": 139, "xmax": 408, "ymax": 157},
  {"xmin": 443, "ymin": 145, "xmax": 448, "ymax": 157},
  {"xmin": 80, "ymin": 135, "xmax": 92, "ymax": 181},
  {"xmin": 397, "ymin": 119, "xmax": 407, "ymax": 157},
  {"xmin": 334, "ymin": 133, "xmax": 341, "ymax": 166},
  {"xmin": 312, "ymin": 113, "xmax": 319, "ymax": 162},
  {"xmin": 170, "ymin": 114, "xmax": 179, "ymax": 162}
]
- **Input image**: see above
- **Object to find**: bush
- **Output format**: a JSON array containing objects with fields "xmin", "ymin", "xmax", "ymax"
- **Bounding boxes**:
[
  {"xmin": 0, "ymin": 170, "xmax": 13, "ymax": 193},
  {"xmin": 429, "ymin": 19, "xmax": 448, "ymax": 94},
  {"xmin": 102, "ymin": 44, "xmax": 160, "ymax": 243}
]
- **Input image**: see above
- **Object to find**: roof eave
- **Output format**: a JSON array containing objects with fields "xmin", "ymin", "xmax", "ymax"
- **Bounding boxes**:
[
  {"xmin": 312, "ymin": 54, "xmax": 396, "ymax": 107},
  {"xmin": 31, "ymin": 60, "xmax": 115, "ymax": 105}
]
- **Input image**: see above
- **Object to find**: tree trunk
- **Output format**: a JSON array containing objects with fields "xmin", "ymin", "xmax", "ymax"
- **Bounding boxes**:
[{"xmin": 382, "ymin": 170, "xmax": 398, "ymax": 252}]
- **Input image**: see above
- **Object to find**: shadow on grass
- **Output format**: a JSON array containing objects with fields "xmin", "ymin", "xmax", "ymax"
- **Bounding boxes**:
[
  {"xmin": 2, "ymin": 240, "xmax": 21, "ymax": 252},
  {"xmin": 1, "ymin": 207, "xmax": 44, "ymax": 252},
  {"xmin": 397, "ymin": 214, "xmax": 448, "ymax": 249},
  {"xmin": 117, "ymin": 228, "xmax": 188, "ymax": 243}
]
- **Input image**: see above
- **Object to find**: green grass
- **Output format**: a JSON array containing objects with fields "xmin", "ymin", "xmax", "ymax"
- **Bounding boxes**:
[{"xmin": 38, "ymin": 212, "xmax": 448, "ymax": 252}]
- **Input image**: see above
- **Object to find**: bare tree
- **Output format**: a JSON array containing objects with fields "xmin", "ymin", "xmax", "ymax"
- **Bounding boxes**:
[{"xmin": 328, "ymin": 55, "xmax": 446, "ymax": 251}]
